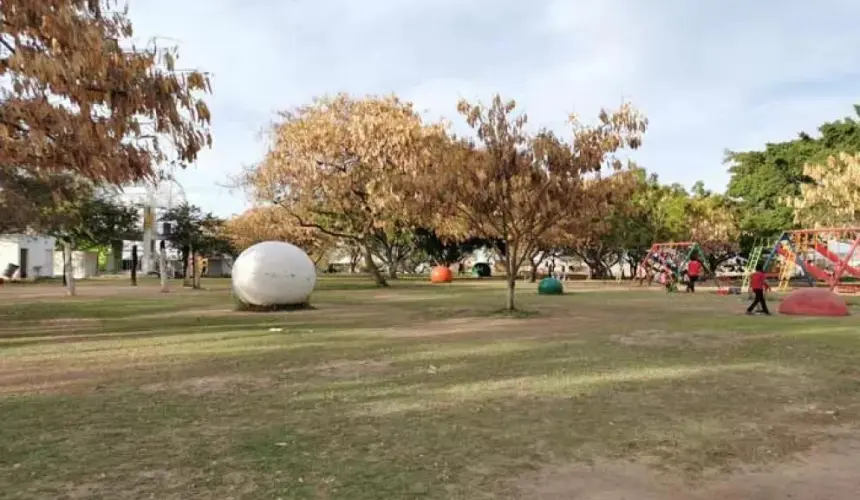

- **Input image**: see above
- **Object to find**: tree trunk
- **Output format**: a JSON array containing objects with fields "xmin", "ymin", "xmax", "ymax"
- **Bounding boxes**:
[
  {"xmin": 192, "ymin": 252, "xmax": 201, "ymax": 289},
  {"xmin": 131, "ymin": 245, "xmax": 138, "ymax": 286},
  {"xmin": 181, "ymin": 244, "xmax": 191, "ymax": 287},
  {"xmin": 387, "ymin": 264, "xmax": 398, "ymax": 280},
  {"xmin": 312, "ymin": 253, "xmax": 325, "ymax": 267},
  {"xmin": 349, "ymin": 253, "xmax": 360, "ymax": 274},
  {"xmin": 529, "ymin": 251, "xmax": 542, "ymax": 283},
  {"xmin": 363, "ymin": 244, "xmax": 388, "ymax": 287},
  {"xmin": 159, "ymin": 240, "xmax": 169, "ymax": 293},
  {"xmin": 111, "ymin": 240, "xmax": 123, "ymax": 274},
  {"xmin": 63, "ymin": 241, "xmax": 76, "ymax": 297},
  {"xmin": 505, "ymin": 274, "xmax": 516, "ymax": 310},
  {"xmin": 505, "ymin": 254, "xmax": 517, "ymax": 311}
]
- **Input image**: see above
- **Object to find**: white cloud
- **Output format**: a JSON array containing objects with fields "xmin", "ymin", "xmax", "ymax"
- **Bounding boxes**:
[{"xmin": 124, "ymin": 0, "xmax": 860, "ymax": 216}]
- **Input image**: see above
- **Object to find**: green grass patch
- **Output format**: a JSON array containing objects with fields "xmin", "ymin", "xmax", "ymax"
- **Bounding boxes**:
[{"xmin": 1, "ymin": 279, "xmax": 859, "ymax": 498}]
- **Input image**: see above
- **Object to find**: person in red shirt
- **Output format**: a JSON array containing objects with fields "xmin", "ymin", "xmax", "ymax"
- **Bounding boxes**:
[
  {"xmin": 746, "ymin": 264, "xmax": 771, "ymax": 315},
  {"xmin": 686, "ymin": 258, "xmax": 703, "ymax": 293}
]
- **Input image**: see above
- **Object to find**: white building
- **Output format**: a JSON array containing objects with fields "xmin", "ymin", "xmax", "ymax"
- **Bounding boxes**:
[
  {"xmin": 52, "ymin": 250, "xmax": 100, "ymax": 279},
  {"xmin": 0, "ymin": 234, "xmax": 56, "ymax": 279}
]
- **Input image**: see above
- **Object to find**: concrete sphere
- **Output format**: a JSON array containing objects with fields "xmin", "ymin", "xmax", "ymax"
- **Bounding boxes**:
[{"xmin": 231, "ymin": 241, "xmax": 316, "ymax": 306}]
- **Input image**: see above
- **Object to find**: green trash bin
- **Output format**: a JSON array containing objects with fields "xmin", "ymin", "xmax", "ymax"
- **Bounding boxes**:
[
  {"xmin": 538, "ymin": 277, "xmax": 564, "ymax": 295},
  {"xmin": 471, "ymin": 262, "xmax": 492, "ymax": 278}
]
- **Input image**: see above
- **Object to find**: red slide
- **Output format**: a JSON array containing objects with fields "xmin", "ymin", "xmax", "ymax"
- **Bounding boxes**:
[
  {"xmin": 813, "ymin": 242, "xmax": 860, "ymax": 278},
  {"xmin": 775, "ymin": 246, "xmax": 832, "ymax": 282}
]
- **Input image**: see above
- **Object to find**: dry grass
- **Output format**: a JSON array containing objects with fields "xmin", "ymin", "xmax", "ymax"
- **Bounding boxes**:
[{"xmin": 1, "ymin": 277, "xmax": 860, "ymax": 499}]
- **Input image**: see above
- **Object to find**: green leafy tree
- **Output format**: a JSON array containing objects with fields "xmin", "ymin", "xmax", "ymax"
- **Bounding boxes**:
[
  {"xmin": 160, "ymin": 203, "xmax": 232, "ymax": 287},
  {"xmin": 726, "ymin": 106, "xmax": 860, "ymax": 248},
  {"xmin": 44, "ymin": 185, "xmax": 139, "ymax": 295},
  {"xmin": 606, "ymin": 172, "xmax": 689, "ymax": 275}
]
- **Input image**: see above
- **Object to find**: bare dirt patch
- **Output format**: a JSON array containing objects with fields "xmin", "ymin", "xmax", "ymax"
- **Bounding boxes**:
[
  {"xmin": 0, "ymin": 364, "xmax": 112, "ymax": 395},
  {"xmin": 39, "ymin": 317, "xmax": 103, "ymax": 328},
  {"xmin": 384, "ymin": 316, "xmax": 571, "ymax": 338},
  {"xmin": 370, "ymin": 292, "xmax": 448, "ymax": 302},
  {"xmin": 285, "ymin": 359, "xmax": 393, "ymax": 379},
  {"xmin": 135, "ymin": 308, "xmax": 240, "ymax": 320},
  {"xmin": 141, "ymin": 374, "xmax": 274, "ymax": 396},
  {"xmin": 514, "ymin": 441, "xmax": 860, "ymax": 499},
  {"xmin": 3, "ymin": 317, "xmax": 105, "ymax": 336},
  {"xmin": 395, "ymin": 317, "xmax": 525, "ymax": 337},
  {"xmin": 609, "ymin": 329, "xmax": 772, "ymax": 348}
]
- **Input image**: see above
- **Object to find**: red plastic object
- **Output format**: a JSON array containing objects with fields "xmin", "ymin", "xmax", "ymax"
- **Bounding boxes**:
[
  {"xmin": 430, "ymin": 266, "xmax": 453, "ymax": 284},
  {"xmin": 778, "ymin": 288, "xmax": 849, "ymax": 316}
]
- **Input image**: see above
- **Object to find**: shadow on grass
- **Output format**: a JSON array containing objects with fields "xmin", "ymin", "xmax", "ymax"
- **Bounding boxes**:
[{"xmin": 3, "ymin": 314, "xmax": 860, "ymax": 498}]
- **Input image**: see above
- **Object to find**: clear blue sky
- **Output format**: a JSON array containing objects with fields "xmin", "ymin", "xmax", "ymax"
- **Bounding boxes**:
[{"xmin": 128, "ymin": 0, "xmax": 860, "ymax": 217}]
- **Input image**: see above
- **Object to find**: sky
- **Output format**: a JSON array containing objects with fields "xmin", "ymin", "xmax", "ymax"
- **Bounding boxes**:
[{"xmin": 127, "ymin": 0, "xmax": 860, "ymax": 218}]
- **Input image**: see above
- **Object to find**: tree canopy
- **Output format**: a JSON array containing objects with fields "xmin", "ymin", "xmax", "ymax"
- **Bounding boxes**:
[
  {"xmin": 431, "ymin": 95, "xmax": 647, "ymax": 309},
  {"xmin": 726, "ymin": 106, "xmax": 860, "ymax": 241},
  {"xmin": 246, "ymin": 93, "xmax": 447, "ymax": 286},
  {"xmin": 1, "ymin": 0, "xmax": 212, "ymax": 229},
  {"xmin": 222, "ymin": 205, "xmax": 333, "ymax": 262},
  {"xmin": 786, "ymin": 152, "xmax": 860, "ymax": 228}
]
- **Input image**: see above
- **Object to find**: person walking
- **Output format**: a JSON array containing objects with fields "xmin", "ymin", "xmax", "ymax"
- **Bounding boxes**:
[
  {"xmin": 746, "ymin": 264, "xmax": 771, "ymax": 315},
  {"xmin": 686, "ymin": 258, "xmax": 703, "ymax": 293}
]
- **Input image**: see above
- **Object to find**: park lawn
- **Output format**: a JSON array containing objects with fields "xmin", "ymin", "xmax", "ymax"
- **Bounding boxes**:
[{"xmin": 1, "ymin": 278, "xmax": 860, "ymax": 499}]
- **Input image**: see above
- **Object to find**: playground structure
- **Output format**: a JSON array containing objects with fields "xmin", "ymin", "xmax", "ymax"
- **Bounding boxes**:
[
  {"xmin": 638, "ymin": 242, "xmax": 721, "ymax": 292},
  {"xmin": 755, "ymin": 228, "xmax": 860, "ymax": 293}
]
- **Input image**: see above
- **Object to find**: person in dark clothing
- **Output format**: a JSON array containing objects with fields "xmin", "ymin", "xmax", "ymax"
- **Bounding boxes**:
[
  {"xmin": 746, "ymin": 264, "xmax": 771, "ymax": 315},
  {"xmin": 686, "ymin": 259, "xmax": 703, "ymax": 293}
]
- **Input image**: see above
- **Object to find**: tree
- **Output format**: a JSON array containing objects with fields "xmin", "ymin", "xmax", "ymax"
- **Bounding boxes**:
[
  {"xmin": 434, "ymin": 95, "xmax": 646, "ymax": 310},
  {"xmin": 160, "ymin": 203, "xmax": 230, "ymax": 288},
  {"xmin": 43, "ymin": 184, "xmax": 139, "ymax": 295},
  {"xmin": 0, "ymin": 171, "xmax": 82, "ymax": 233},
  {"xmin": 609, "ymin": 171, "xmax": 673, "ymax": 277},
  {"xmin": 685, "ymin": 191, "xmax": 741, "ymax": 272},
  {"xmin": 726, "ymin": 106, "xmax": 860, "ymax": 246},
  {"xmin": 222, "ymin": 205, "xmax": 333, "ymax": 264},
  {"xmin": 786, "ymin": 152, "xmax": 860, "ymax": 227},
  {"xmin": 366, "ymin": 227, "xmax": 417, "ymax": 279},
  {"xmin": 1, "ymin": 0, "xmax": 212, "ymax": 227},
  {"xmin": 246, "ymin": 94, "xmax": 446, "ymax": 287},
  {"xmin": 413, "ymin": 228, "xmax": 484, "ymax": 268},
  {"xmin": 72, "ymin": 192, "xmax": 139, "ymax": 250}
]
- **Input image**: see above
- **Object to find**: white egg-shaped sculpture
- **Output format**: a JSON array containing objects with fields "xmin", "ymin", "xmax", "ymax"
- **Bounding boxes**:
[{"xmin": 231, "ymin": 241, "xmax": 316, "ymax": 307}]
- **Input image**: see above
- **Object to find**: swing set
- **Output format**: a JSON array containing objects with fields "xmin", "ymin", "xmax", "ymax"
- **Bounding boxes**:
[{"xmin": 638, "ymin": 242, "xmax": 722, "ymax": 292}]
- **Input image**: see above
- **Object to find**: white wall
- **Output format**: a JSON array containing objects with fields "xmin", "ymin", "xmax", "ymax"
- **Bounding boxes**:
[
  {"xmin": 0, "ymin": 234, "xmax": 56, "ymax": 278},
  {"xmin": 53, "ymin": 250, "xmax": 99, "ymax": 279},
  {"xmin": 0, "ymin": 238, "xmax": 16, "ymax": 277}
]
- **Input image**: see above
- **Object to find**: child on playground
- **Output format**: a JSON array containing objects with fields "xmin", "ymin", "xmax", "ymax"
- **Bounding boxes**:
[
  {"xmin": 746, "ymin": 264, "xmax": 771, "ymax": 315},
  {"xmin": 660, "ymin": 269, "xmax": 676, "ymax": 292},
  {"xmin": 686, "ymin": 258, "xmax": 702, "ymax": 293}
]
